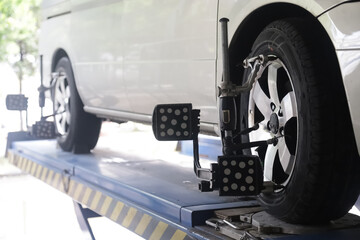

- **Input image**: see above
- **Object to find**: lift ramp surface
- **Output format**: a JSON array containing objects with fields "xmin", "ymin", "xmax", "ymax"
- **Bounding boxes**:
[
  {"xmin": 8, "ymin": 139, "xmax": 360, "ymax": 240},
  {"xmin": 7, "ymin": 139, "xmax": 258, "ymax": 239}
]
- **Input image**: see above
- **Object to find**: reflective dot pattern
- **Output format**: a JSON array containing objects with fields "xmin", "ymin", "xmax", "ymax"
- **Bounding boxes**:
[
  {"xmin": 32, "ymin": 121, "xmax": 56, "ymax": 139},
  {"xmin": 154, "ymin": 104, "xmax": 194, "ymax": 141},
  {"xmin": 245, "ymin": 176, "xmax": 253, "ymax": 184},
  {"xmin": 218, "ymin": 156, "xmax": 261, "ymax": 196},
  {"xmin": 167, "ymin": 129, "xmax": 174, "ymax": 136},
  {"xmin": 239, "ymin": 162, "xmax": 246, "ymax": 169}
]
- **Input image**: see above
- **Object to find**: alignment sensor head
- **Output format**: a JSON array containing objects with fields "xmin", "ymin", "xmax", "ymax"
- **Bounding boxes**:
[
  {"xmin": 152, "ymin": 103, "xmax": 199, "ymax": 141},
  {"xmin": 6, "ymin": 94, "xmax": 28, "ymax": 111}
]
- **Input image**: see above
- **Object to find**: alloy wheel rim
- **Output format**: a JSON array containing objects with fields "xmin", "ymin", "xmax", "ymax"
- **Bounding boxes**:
[
  {"xmin": 248, "ymin": 58, "xmax": 298, "ymax": 187},
  {"xmin": 54, "ymin": 73, "xmax": 71, "ymax": 136}
]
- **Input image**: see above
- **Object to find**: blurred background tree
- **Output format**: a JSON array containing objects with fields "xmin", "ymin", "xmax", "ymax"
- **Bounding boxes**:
[
  {"xmin": 0, "ymin": 0, "xmax": 41, "ymax": 93},
  {"xmin": 0, "ymin": 0, "xmax": 41, "ymax": 130}
]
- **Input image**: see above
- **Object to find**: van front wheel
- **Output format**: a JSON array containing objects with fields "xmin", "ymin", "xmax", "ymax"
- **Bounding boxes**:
[{"xmin": 240, "ymin": 19, "xmax": 360, "ymax": 224}]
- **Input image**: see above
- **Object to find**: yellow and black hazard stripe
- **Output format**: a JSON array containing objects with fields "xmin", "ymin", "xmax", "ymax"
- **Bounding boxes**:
[{"xmin": 7, "ymin": 151, "xmax": 194, "ymax": 240}]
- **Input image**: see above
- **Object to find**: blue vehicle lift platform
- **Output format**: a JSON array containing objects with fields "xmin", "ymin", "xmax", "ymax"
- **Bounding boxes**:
[{"xmin": 6, "ymin": 139, "xmax": 360, "ymax": 240}]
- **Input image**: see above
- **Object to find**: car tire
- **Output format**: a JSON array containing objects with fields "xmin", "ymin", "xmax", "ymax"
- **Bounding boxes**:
[
  {"xmin": 53, "ymin": 57, "xmax": 102, "ymax": 153},
  {"xmin": 239, "ymin": 19, "xmax": 360, "ymax": 224}
]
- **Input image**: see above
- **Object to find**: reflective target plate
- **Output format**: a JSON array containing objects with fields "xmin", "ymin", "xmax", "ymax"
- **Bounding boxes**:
[{"xmin": 218, "ymin": 155, "xmax": 263, "ymax": 196}]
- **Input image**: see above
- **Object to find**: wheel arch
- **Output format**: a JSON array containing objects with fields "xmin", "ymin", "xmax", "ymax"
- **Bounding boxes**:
[
  {"xmin": 228, "ymin": 3, "xmax": 356, "ymax": 140},
  {"xmin": 51, "ymin": 48, "xmax": 79, "ymax": 94},
  {"xmin": 51, "ymin": 48, "xmax": 70, "ymax": 72},
  {"xmin": 50, "ymin": 48, "xmax": 80, "ymax": 102},
  {"xmin": 228, "ymin": 3, "xmax": 342, "ymax": 87}
]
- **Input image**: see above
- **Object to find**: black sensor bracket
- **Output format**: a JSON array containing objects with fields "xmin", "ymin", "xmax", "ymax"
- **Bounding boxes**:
[
  {"xmin": 150, "ymin": 19, "xmax": 278, "ymax": 197},
  {"xmin": 152, "ymin": 103, "xmax": 266, "ymax": 197}
]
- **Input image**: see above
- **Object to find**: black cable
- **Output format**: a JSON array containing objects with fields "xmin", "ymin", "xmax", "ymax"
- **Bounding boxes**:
[
  {"xmin": 191, "ymin": 110, "xmax": 201, "ymax": 176},
  {"xmin": 193, "ymin": 135, "xmax": 201, "ymax": 175}
]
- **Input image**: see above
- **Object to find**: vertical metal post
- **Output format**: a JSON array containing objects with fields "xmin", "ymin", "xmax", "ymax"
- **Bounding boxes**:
[
  {"xmin": 39, "ymin": 55, "xmax": 45, "ymax": 118},
  {"xmin": 26, "ymin": 109, "xmax": 28, "ymax": 128},
  {"xmin": 40, "ymin": 55, "xmax": 43, "ymax": 85},
  {"xmin": 219, "ymin": 18, "xmax": 237, "ymax": 156},
  {"xmin": 219, "ymin": 18, "xmax": 231, "ymax": 86}
]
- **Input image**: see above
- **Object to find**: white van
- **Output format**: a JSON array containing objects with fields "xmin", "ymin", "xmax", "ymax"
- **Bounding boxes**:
[{"xmin": 39, "ymin": 0, "xmax": 360, "ymax": 224}]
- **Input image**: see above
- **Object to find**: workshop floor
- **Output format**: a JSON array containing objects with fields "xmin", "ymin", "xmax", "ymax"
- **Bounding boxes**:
[{"xmin": 0, "ymin": 165, "xmax": 146, "ymax": 240}]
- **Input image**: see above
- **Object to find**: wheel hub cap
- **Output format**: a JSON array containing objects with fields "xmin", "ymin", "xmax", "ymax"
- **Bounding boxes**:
[{"xmin": 269, "ymin": 113, "xmax": 279, "ymax": 134}]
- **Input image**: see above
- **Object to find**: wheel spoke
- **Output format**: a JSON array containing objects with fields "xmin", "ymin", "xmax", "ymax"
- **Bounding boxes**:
[
  {"xmin": 61, "ymin": 113, "xmax": 67, "ymax": 131},
  {"xmin": 252, "ymin": 82, "xmax": 272, "ymax": 119},
  {"xmin": 278, "ymin": 138, "xmax": 294, "ymax": 174},
  {"xmin": 55, "ymin": 91, "xmax": 65, "ymax": 106},
  {"xmin": 264, "ymin": 144, "xmax": 278, "ymax": 181},
  {"xmin": 56, "ymin": 105, "xmax": 64, "ymax": 114},
  {"xmin": 249, "ymin": 119, "xmax": 272, "ymax": 142},
  {"xmin": 267, "ymin": 64, "xmax": 281, "ymax": 107},
  {"xmin": 258, "ymin": 119, "xmax": 270, "ymax": 132},
  {"xmin": 60, "ymin": 78, "xmax": 66, "ymax": 96},
  {"xmin": 280, "ymin": 91, "xmax": 297, "ymax": 126}
]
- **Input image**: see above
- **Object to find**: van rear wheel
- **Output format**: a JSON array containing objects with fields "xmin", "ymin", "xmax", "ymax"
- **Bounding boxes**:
[{"xmin": 53, "ymin": 57, "xmax": 101, "ymax": 153}]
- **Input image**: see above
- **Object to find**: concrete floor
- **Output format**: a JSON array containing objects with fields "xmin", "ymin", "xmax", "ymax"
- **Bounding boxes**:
[
  {"xmin": 0, "ymin": 160, "xmax": 146, "ymax": 240},
  {"xmin": 0, "ymin": 170, "xmax": 83, "ymax": 240}
]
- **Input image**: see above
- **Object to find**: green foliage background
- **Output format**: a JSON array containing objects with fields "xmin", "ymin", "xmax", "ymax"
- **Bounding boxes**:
[{"xmin": 0, "ymin": 0, "xmax": 41, "ymax": 92}]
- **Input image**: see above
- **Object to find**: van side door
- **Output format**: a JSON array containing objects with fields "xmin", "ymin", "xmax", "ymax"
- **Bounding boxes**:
[
  {"xmin": 70, "ymin": 0, "xmax": 132, "ymax": 111},
  {"xmin": 122, "ymin": 0, "xmax": 218, "ymax": 123}
]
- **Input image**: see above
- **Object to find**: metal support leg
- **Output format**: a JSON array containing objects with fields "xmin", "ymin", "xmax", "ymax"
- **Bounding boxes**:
[{"xmin": 73, "ymin": 201, "xmax": 101, "ymax": 240}]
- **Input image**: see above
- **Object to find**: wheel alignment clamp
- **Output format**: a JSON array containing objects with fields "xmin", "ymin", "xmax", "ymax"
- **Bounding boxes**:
[{"xmin": 7, "ymin": 151, "xmax": 195, "ymax": 240}]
